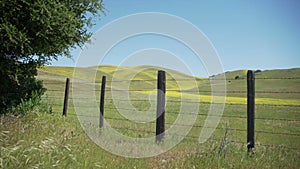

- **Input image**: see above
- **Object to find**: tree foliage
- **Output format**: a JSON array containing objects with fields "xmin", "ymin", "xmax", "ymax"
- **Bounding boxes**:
[{"xmin": 0, "ymin": 0, "xmax": 104, "ymax": 113}]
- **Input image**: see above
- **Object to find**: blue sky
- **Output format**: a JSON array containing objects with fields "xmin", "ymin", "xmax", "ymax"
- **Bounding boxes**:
[{"xmin": 51, "ymin": 0, "xmax": 300, "ymax": 77}]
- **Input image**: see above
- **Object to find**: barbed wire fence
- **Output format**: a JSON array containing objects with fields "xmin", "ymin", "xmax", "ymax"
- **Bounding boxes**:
[{"xmin": 41, "ymin": 70, "xmax": 300, "ymax": 150}]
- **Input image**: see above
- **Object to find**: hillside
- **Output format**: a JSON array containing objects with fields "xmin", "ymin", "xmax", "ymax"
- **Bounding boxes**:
[
  {"xmin": 37, "ymin": 66, "xmax": 300, "ymax": 105},
  {"xmin": 38, "ymin": 65, "xmax": 204, "ymax": 91},
  {"xmin": 208, "ymin": 68, "xmax": 300, "ymax": 100}
]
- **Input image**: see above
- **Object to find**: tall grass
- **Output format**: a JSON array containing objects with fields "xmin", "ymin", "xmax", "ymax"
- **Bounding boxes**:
[{"xmin": 1, "ymin": 104, "xmax": 299, "ymax": 168}]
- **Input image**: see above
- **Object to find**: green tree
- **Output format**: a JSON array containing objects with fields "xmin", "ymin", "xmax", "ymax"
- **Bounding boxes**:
[{"xmin": 0, "ymin": 0, "xmax": 104, "ymax": 114}]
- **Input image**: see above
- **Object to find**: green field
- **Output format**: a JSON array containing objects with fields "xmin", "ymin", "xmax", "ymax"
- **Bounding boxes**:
[{"xmin": 1, "ymin": 66, "xmax": 300, "ymax": 168}]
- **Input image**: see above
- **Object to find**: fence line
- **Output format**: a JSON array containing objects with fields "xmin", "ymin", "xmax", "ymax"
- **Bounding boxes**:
[
  {"xmin": 65, "ymin": 113, "xmax": 300, "ymax": 136},
  {"xmin": 40, "ymin": 71, "xmax": 300, "ymax": 150}
]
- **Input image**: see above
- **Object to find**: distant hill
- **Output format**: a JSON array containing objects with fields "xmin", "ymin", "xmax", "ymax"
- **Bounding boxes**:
[
  {"xmin": 38, "ymin": 65, "xmax": 205, "ymax": 91},
  {"xmin": 38, "ymin": 66, "xmax": 300, "ymax": 103},
  {"xmin": 216, "ymin": 68, "xmax": 300, "ymax": 79},
  {"xmin": 208, "ymin": 68, "xmax": 300, "ymax": 100}
]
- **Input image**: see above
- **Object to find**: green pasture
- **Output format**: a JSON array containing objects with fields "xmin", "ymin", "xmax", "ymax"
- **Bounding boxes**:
[{"xmin": 1, "ymin": 66, "xmax": 299, "ymax": 168}]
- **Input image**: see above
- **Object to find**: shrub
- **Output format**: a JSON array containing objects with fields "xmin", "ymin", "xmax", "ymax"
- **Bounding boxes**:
[
  {"xmin": 0, "ymin": 58, "xmax": 46, "ymax": 114},
  {"xmin": 255, "ymin": 70, "xmax": 262, "ymax": 73},
  {"xmin": 12, "ymin": 91, "xmax": 42, "ymax": 115}
]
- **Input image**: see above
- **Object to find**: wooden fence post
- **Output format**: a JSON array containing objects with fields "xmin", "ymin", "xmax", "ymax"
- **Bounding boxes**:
[
  {"xmin": 156, "ymin": 70, "xmax": 166, "ymax": 143},
  {"xmin": 62, "ymin": 78, "xmax": 70, "ymax": 117},
  {"xmin": 99, "ymin": 76, "xmax": 106, "ymax": 128},
  {"xmin": 247, "ymin": 70, "xmax": 255, "ymax": 151}
]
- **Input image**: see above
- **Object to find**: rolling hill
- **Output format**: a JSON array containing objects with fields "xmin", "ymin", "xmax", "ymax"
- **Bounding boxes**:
[{"xmin": 37, "ymin": 66, "xmax": 300, "ymax": 105}]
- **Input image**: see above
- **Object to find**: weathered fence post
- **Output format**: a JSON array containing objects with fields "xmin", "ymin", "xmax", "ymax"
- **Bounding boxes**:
[
  {"xmin": 99, "ymin": 76, "xmax": 106, "ymax": 128},
  {"xmin": 156, "ymin": 70, "xmax": 166, "ymax": 143},
  {"xmin": 247, "ymin": 70, "xmax": 255, "ymax": 151},
  {"xmin": 62, "ymin": 78, "xmax": 70, "ymax": 117}
]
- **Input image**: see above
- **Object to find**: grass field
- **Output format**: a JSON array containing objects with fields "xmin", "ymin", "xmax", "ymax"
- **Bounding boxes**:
[{"xmin": 1, "ymin": 66, "xmax": 300, "ymax": 168}]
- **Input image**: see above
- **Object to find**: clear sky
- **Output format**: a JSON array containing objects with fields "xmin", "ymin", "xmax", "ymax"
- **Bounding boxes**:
[{"xmin": 51, "ymin": 0, "xmax": 300, "ymax": 77}]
